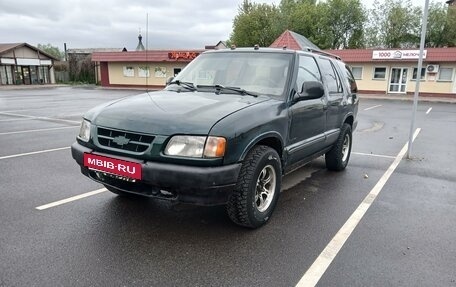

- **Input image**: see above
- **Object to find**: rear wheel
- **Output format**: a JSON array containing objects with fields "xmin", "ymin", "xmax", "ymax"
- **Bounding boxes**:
[
  {"xmin": 227, "ymin": 145, "xmax": 282, "ymax": 229},
  {"xmin": 325, "ymin": 123, "xmax": 352, "ymax": 171}
]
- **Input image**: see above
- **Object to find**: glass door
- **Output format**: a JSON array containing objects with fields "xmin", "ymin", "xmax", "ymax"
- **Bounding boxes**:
[
  {"xmin": 389, "ymin": 68, "xmax": 408, "ymax": 93},
  {"xmin": 22, "ymin": 66, "xmax": 31, "ymax": 85}
]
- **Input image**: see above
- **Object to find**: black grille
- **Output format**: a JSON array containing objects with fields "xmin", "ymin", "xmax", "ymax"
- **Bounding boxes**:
[{"xmin": 97, "ymin": 127, "xmax": 154, "ymax": 153}]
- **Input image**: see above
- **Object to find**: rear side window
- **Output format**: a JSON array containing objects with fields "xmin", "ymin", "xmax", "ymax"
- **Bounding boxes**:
[
  {"xmin": 319, "ymin": 58, "xmax": 343, "ymax": 94},
  {"xmin": 345, "ymin": 65, "xmax": 358, "ymax": 93}
]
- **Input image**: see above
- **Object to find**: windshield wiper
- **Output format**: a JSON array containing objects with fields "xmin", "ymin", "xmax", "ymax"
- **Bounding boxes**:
[
  {"xmin": 198, "ymin": 84, "xmax": 258, "ymax": 97},
  {"xmin": 168, "ymin": 80, "xmax": 197, "ymax": 91}
]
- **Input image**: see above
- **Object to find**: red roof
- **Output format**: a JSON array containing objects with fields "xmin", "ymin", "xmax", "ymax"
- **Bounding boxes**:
[
  {"xmin": 92, "ymin": 50, "xmax": 204, "ymax": 62},
  {"xmin": 325, "ymin": 48, "xmax": 456, "ymax": 63},
  {"xmin": 269, "ymin": 30, "xmax": 319, "ymax": 51},
  {"xmin": 270, "ymin": 31, "xmax": 301, "ymax": 50}
]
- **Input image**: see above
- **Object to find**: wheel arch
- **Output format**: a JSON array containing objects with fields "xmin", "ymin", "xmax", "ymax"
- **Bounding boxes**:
[
  {"xmin": 342, "ymin": 113, "xmax": 354, "ymax": 127},
  {"xmin": 240, "ymin": 132, "xmax": 284, "ymax": 163}
]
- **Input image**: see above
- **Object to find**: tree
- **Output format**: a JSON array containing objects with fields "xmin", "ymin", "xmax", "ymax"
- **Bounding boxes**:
[
  {"xmin": 366, "ymin": 0, "xmax": 421, "ymax": 48},
  {"xmin": 289, "ymin": 2, "xmax": 332, "ymax": 49},
  {"xmin": 230, "ymin": 2, "xmax": 283, "ymax": 47},
  {"xmin": 323, "ymin": 0, "xmax": 366, "ymax": 49},
  {"xmin": 426, "ymin": 2, "xmax": 448, "ymax": 47},
  {"xmin": 37, "ymin": 43, "xmax": 64, "ymax": 60},
  {"xmin": 442, "ymin": 3, "xmax": 456, "ymax": 47}
]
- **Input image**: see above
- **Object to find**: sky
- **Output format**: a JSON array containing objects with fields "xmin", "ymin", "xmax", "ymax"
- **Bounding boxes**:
[{"xmin": 0, "ymin": 0, "xmax": 406, "ymax": 52}]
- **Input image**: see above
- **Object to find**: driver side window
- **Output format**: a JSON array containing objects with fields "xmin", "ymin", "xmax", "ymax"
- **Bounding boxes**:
[{"xmin": 296, "ymin": 55, "xmax": 322, "ymax": 93}]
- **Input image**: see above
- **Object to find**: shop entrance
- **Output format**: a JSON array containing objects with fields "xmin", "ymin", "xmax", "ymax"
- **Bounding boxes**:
[
  {"xmin": 389, "ymin": 68, "xmax": 408, "ymax": 93},
  {"xmin": 22, "ymin": 66, "xmax": 31, "ymax": 85}
]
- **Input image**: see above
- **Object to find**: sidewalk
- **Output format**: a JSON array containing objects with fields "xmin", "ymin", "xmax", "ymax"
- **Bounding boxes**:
[
  {"xmin": 0, "ymin": 84, "xmax": 69, "ymax": 91},
  {"xmin": 358, "ymin": 93, "xmax": 456, "ymax": 104}
]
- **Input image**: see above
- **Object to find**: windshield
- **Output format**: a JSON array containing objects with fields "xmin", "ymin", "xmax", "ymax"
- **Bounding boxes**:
[{"xmin": 167, "ymin": 52, "xmax": 292, "ymax": 97}]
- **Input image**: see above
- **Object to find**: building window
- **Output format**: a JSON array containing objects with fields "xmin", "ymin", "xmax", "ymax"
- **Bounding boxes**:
[
  {"xmin": 154, "ymin": 67, "xmax": 167, "ymax": 78},
  {"xmin": 123, "ymin": 66, "xmax": 134, "ymax": 77},
  {"xmin": 138, "ymin": 66, "xmax": 150, "ymax": 78},
  {"xmin": 438, "ymin": 68, "xmax": 454, "ymax": 81},
  {"xmin": 351, "ymin": 67, "xmax": 363, "ymax": 79},
  {"xmin": 412, "ymin": 68, "xmax": 426, "ymax": 80},
  {"xmin": 373, "ymin": 67, "xmax": 386, "ymax": 80}
]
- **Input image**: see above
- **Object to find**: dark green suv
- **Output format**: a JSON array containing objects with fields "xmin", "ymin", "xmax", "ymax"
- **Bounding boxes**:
[{"xmin": 71, "ymin": 47, "xmax": 358, "ymax": 228}]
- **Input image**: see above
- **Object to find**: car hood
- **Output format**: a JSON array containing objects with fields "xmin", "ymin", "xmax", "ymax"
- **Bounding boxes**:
[{"xmin": 89, "ymin": 91, "xmax": 270, "ymax": 135}]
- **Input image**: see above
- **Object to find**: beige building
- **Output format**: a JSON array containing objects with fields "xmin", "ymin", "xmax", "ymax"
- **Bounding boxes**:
[
  {"xmin": 328, "ymin": 48, "xmax": 456, "ymax": 97},
  {"xmin": 0, "ymin": 43, "xmax": 58, "ymax": 85},
  {"xmin": 92, "ymin": 50, "xmax": 202, "ymax": 88}
]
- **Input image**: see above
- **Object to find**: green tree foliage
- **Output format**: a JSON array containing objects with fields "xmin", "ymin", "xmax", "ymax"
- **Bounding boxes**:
[
  {"xmin": 323, "ymin": 0, "xmax": 366, "ymax": 49},
  {"xmin": 442, "ymin": 4, "xmax": 456, "ymax": 47},
  {"xmin": 426, "ymin": 2, "xmax": 449, "ymax": 47},
  {"xmin": 230, "ymin": 1, "xmax": 283, "ymax": 47},
  {"xmin": 37, "ymin": 43, "xmax": 64, "ymax": 60},
  {"xmin": 366, "ymin": 0, "xmax": 421, "ymax": 48},
  {"xmin": 230, "ymin": 0, "xmax": 455, "ymax": 49}
]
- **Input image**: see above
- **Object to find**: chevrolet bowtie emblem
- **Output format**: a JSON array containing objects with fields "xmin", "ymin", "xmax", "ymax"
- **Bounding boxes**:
[{"xmin": 112, "ymin": 135, "xmax": 130, "ymax": 145}]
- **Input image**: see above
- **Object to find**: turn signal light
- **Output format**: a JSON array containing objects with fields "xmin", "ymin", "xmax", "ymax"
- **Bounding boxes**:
[{"xmin": 204, "ymin": 137, "xmax": 226, "ymax": 158}]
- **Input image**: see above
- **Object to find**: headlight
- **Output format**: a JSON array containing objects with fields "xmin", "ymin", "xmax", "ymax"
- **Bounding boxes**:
[
  {"xmin": 164, "ymin": 136, "xmax": 226, "ymax": 158},
  {"xmin": 78, "ymin": 119, "xmax": 91, "ymax": 142}
]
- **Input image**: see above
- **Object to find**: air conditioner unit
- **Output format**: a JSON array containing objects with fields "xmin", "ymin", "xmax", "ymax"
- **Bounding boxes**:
[{"xmin": 426, "ymin": 65, "xmax": 440, "ymax": 73}]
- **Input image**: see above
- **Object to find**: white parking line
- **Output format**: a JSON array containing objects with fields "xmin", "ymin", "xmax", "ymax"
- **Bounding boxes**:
[
  {"xmin": 0, "ymin": 111, "xmax": 80, "ymax": 124},
  {"xmin": 364, "ymin": 104, "xmax": 382, "ymax": 111},
  {"xmin": 296, "ymin": 128, "xmax": 421, "ymax": 287},
  {"xmin": 426, "ymin": 107, "xmax": 432, "ymax": 115},
  {"xmin": 0, "ymin": 118, "xmax": 36, "ymax": 122},
  {"xmin": 35, "ymin": 188, "xmax": 107, "ymax": 210},
  {"xmin": 352, "ymin": 152, "xmax": 395, "ymax": 159},
  {"xmin": 0, "ymin": 147, "xmax": 70, "ymax": 160},
  {"xmin": 0, "ymin": 126, "xmax": 79, "ymax": 136}
]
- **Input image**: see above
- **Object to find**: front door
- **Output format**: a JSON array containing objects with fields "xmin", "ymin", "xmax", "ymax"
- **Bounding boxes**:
[
  {"xmin": 389, "ymin": 68, "xmax": 408, "ymax": 93},
  {"xmin": 22, "ymin": 66, "xmax": 31, "ymax": 85}
]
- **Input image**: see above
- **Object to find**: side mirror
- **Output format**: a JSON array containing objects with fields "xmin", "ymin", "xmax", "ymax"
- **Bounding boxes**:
[
  {"xmin": 166, "ymin": 76, "xmax": 174, "ymax": 86},
  {"xmin": 294, "ymin": 81, "xmax": 324, "ymax": 102}
]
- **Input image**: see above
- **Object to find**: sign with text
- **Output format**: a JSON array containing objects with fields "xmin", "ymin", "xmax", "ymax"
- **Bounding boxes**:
[
  {"xmin": 168, "ymin": 51, "xmax": 200, "ymax": 60},
  {"xmin": 372, "ymin": 50, "xmax": 427, "ymax": 60}
]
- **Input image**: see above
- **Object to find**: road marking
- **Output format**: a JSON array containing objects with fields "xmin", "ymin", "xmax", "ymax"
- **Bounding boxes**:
[
  {"xmin": 364, "ymin": 104, "xmax": 382, "ymax": 111},
  {"xmin": 0, "ymin": 147, "xmax": 70, "ymax": 160},
  {"xmin": 35, "ymin": 188, "xmax": 107, "ymax": 210},
  {"xmin": 352, "ymin": 152, "xmax": 396, "ymax": 159},
  {"xmin": 296, "ymin": 128, "xmax": 421, "ymax": 287},
  {"xmin": 0, "ymin": 118, "xmax": 36, "ymax": 122},
  {"xmin": 0, "ymin": 111, "xmax": 80, "ymax": 124},
  {"xmin": 426, "ymin": 107, "xmax": 432, "ymax": 115},
  {"xmin": 0, "ymin": 126, "xmax": 79, "ymax": 135}
]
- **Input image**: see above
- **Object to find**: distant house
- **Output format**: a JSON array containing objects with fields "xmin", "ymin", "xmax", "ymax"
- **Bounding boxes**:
[{"xmin": 0, "ymin": 43, "xmax": 59, "ymax": 85}]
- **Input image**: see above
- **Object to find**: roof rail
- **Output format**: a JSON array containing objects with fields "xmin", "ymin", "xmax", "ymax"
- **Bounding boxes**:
[{"xmin": 303, "ymin": 47, "xmax": 341, "ymax": 60}]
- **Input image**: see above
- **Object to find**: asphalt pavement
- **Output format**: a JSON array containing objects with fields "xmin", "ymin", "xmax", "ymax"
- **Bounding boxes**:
[{"xmin": 0, "ymin": 86, "xmax": 455, "ymax": 287}]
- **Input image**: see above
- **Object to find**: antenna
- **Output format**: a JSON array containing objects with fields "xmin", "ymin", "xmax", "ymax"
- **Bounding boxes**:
[{"xmin": 145, "ymin": 13, "xmax": 149, "ymax": 92}]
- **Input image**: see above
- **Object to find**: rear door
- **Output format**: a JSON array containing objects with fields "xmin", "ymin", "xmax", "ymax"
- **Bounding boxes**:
[{"xmin": 317, "ymin": 57, "xmax": 345, "ymax": 145}]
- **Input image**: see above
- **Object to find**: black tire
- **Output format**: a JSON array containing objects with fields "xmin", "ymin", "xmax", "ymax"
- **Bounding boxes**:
[
  {"xmin": 325, "ymin": 123, "xmax": 352, "ymax": 171},
  {"xmin": 227, "ymin": 145, "xmax": 282, "ymax": 229}
]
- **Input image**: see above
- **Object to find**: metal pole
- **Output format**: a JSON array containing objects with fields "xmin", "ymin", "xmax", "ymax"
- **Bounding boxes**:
[{"xmin": 407, "ymin": 0, "xmax": 430, "ymax": 159}]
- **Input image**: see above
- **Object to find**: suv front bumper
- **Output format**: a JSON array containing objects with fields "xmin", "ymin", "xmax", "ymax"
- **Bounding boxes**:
[{"xmin": 71, "ymin": 142, "xmax": 241, "ymax": 205}]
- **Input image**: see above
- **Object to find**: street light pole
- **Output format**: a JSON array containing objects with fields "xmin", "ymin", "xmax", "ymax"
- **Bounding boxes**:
[{"xmin": 407, "ymin": 0, "xmax": 430, "ymax": 159}]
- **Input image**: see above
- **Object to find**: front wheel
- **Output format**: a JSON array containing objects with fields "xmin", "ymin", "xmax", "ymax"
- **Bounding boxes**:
[
  {"xmin": 227, "ymin": 145, "xmax": 282, "ymax": 229},
  {"xmin": 325, "ymin": 123, "xmax": 352, "ymax": 171}
]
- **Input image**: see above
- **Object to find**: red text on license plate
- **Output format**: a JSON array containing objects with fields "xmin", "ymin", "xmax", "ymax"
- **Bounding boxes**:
[{"xmin": 83, "ymin": 153, "xmax": 142, "ymax": 180}]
